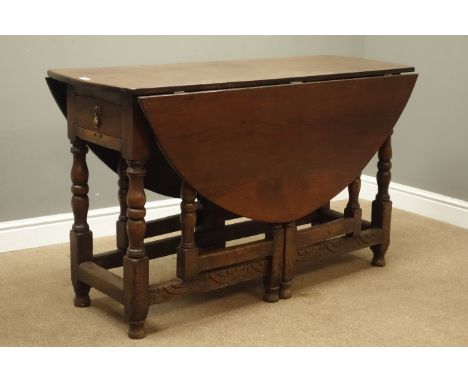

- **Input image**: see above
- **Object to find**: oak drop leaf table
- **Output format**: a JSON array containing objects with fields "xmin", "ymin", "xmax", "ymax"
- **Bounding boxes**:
[{"xmin": 46, "ymin": 56, "xmax": 417, "ymax": 339}]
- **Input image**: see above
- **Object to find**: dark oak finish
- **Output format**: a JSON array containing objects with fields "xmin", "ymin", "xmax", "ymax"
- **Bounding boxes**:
[
  {"xmin": 344, "ymin": 177, "xmax": 362, "ymax": 237},
  {"xmin": 296, "ymin": 218, "xmax": 355, "ymax": 248},
  {"xmin": 93, "ymin": 218, "xmax": 269, "ymax": 270},
  {"xmin": 177, "ymin": 182, "xmax": 199, "ymax": 280},
  {"xmin": 197, "ymin": 220, "xmax": 267, "ymax": 249},
  {"xmin": 46, "ymin": 55, "xmax": 417, "ymax": 339},
  {"xmin": 78, "ymin": 262, "xmax": 124, "ymax": 303},
  {"xmin": 123, "ymin": 160, "xmax": 149, "ymax": 339},
  {"xmin": 116, "ymin": 157, "xmax": 129, "ymax": 251},
  {"xmin": 94, "ymin": 236, "xmax": 180, "ymax": 269},
  {"xmin": 297, "ymin": 228, "xmax": 383, "ymax": 263},
  {"xmin": 280, "ymin": 222, "xmax": 297, "ymax": 299},
  {"xmin": 199, "ymin": 240, "xmax": 273, "ymax": 272},
  {"xmin": 70, "ymin": 139, "xmax": 93, "ymax": 308},
  {"xmin": 139, "ymin": 74, "xmax": 416, "ymax": 222},
  {"xmin": 48, "ymin": 55, "xmax": 414, "ymax": 95},
  {"xmin": 371, "ymin": 135, "xmax": 393, "ymax": 267},
  {"xmin": 150, "ymin": 260, "xmax": 268, "ymax": 305},
  {"xmin": 263, "ymin": 225, "xmax": 284, "ymax": 303},
  {"xmin": 144, "ymin": 214, "xmax": 180, "ymax": 238},
  {"xmin": 196, "ymin": 197, "xmax": 226, "ymax": 251}
]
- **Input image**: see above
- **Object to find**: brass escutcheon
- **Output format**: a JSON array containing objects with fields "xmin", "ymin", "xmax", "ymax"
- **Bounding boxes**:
[{"xmin": 93, "ymin": 104, "xmax": 101, "ymax": 129}]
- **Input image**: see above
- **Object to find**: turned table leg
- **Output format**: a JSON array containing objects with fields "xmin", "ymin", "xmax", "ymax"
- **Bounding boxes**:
[
  {"xmin": 280, "ymin": 222, "xmax": 297, "ymax": 299},
  {"xmin": 344, "ymin": 176, "xmax": 362, "ymax": 236},
  {"xmin": 371, "ymin": 135, "xmax": 392, "ymax": 267},
  {"xmin": 70, "ymin": 139, "xmax": 93, "ymax": 307},
  {"xmin": 124, "ymin": 160, "xmax": 149, "ymax": 339},
  {"xmin": 116, "ymin": 157, "xmax": 129, "ymax": 251},
  {"xmin": 177, "ymin": 182, "xmax": 199, "ymax": 280},
  {"xmin": 264, "ymin": 224, "xmax": 284, "ymax": 303}
]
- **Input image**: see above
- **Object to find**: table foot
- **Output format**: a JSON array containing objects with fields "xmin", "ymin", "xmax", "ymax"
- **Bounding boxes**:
[
  {"xmin": 279, "ymin": 281, "xmax": 292, "ymax": 299},
  {"xmin": 70, "ymin": 139, "xmax": 93, "ymax": 310},
  {"xmin": 263, "ymin": 287, "xmax": 280, "ymax": 303},
  {"xmin": 74, "ymin": 294, "xmax": 91, "ymax": 307},
  {"xmin": 128, "ymin": 321, "xmax": 146, "ymax": 339},
  {"xmin": 371, "ymin": 246, "xmax": 386, "ymax": 267}
]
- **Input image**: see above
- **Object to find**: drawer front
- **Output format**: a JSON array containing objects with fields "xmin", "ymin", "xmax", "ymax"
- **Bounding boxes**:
[
  {"xmin": 72, "ymin": 93, "xmax": 122, "ymax": 150},
  {"xmin": 74, "ymin": 95, "xmax": 122, "ymax": 137}
]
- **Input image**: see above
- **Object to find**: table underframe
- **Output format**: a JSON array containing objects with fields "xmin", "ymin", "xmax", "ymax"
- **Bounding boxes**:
[{"xmin": 69, "ymin": 136, "xmax": 392, "ymax": 339}]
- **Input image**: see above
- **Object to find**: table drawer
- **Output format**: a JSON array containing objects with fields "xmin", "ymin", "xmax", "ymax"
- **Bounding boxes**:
[
  {"xmin": 67, "ymin": 89, "xmax": 123, "ymax": 151},
  {"xmin": 74, "ymin": 95, "xmax": 122, "ymax": 138}
]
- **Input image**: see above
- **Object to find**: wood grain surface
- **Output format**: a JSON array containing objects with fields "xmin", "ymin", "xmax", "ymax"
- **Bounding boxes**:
[
  {"xmin": 47, "ymin": 55, "xmax": 414, "ymax": 95},
  {"xmin": 139, "ymin": 74, "xmax": 417, "ymax": 223}
]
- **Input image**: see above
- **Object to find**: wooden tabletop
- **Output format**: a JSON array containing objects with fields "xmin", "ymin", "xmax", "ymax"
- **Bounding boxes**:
[{"xmin": 47, "ymin": 55, "xmax": 414, "ymax": 96}]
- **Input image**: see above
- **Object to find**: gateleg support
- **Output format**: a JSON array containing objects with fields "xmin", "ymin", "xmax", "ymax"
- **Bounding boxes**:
[
  {"xmin": 176, "ymin": 182, "xmax": 199, "ymax": 281},
  {"xmin": 280, "ymin": 222, "xmax": 297, "ymax": 299},
  {"xmin": 263, "ymin": 224, "xmax": 284, "ymax": 303},
  {"xmin": 70, "ymin": 138, "xmax": 93, "ymax": 308},
  {"xmin": 371, "ymin": 134, "xmax": 393, "ymax": 267},
  {"xmin": 344, "ymin": 176, "xmax": 362, "ymax": 237},
  {"xmin": 124, "ymin": 160, "xmax": 149, "ymax": 339}
]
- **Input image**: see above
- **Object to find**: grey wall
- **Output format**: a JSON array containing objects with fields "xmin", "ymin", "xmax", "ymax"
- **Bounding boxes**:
[
  {"xmin": 362, "ymin": 36, "xmax": 468, "ymax": 201},
  {"xmin": 0, "ymin": 36, "xmax": 363, "ymax": 221},
  {"xmin": 1, "ymin": 36, "xmax": 466, "ymax": 222}
]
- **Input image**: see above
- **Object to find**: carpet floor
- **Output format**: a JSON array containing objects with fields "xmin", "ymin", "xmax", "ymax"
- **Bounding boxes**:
[{"xmin": 1, "ymin": 201, "xmax": 467, "ymax": 346}]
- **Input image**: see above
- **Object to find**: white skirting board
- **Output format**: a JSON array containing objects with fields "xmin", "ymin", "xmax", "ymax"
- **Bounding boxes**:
[
  {"xmin": 335, "ymin": 175, "xmax": 468, "ymax": 230},
  {"xmin": 0, "ymin": 199, "xmax": 181, "ymax": 253},
  {"xmin": 0, "ymin": 177, "xmax": 467, "ymax": 253}
]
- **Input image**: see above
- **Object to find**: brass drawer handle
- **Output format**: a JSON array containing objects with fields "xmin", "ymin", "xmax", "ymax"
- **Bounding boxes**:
[{"xmin": 93, "ymin": 104, "xmax": 101, "ymax": 129}]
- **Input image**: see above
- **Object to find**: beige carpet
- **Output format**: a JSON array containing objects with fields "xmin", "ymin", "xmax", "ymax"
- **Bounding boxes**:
[{"xmin": 1, "ymin": 200, "xmax": 467, "ymax": 346}]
